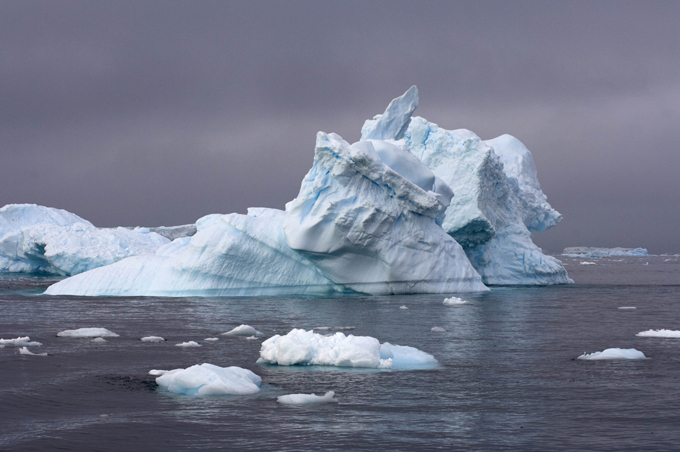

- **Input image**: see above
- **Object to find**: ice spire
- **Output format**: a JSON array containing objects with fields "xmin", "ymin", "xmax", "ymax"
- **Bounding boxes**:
[{"xmin": 361, "ymin": 85, "xmax": 418, "ymax": 141}]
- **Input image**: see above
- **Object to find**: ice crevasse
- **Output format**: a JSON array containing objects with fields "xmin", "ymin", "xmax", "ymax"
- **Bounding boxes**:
[{"xmin": 44, "ymin": 85, "xmax": 570, "ymax": 297}]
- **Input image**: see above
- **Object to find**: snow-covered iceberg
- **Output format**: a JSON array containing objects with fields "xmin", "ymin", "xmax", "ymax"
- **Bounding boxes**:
[
  {"xmin": 155, "ymin": 363, "xmax": 262, "ymax": 396},
  {"xmin": 0, "ymin": 204, "xmax": 170, "ymax": 275},
  {"xmin": 361, "ymin": 88, "xmax": 570, "ymax": 285},
  {"xmin": 562, "ymin": 247, "xmax": 648, "ymax": 258},
  {"xmin": 257, "ymin": 329, "xmax": 438, "ymax": 370}
]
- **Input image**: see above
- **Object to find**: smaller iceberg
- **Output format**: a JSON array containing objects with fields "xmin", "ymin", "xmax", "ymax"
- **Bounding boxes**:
[
  {"xmin": 176, "ymin": 341, "xmax": 201, "ymax": 347},
  {"xmin": 431, "ymin": 327, "xmax": 446, "ymax": 332},
  {"xmin": 0, "ymin": 336, "xmax": 42, "ymax": 346},
  {"xmin": 277, "ymin": 391, "xmax": 338, "ymax": 405},
  {"xmin": 0, "ymin": 204, "xmax": 170, "ymax": 275},
  {"xmin": 636, "ymin": 329, "xmax": 680, "ymax": 338},
  {"xmin": 141, "ymin": 336, "xmax": 165, "ymax": 342},
  {"xmin": 258, "ymin": 329, "xmax": 437, "ymax": 369},
  {"xmin": 57, "ymin": 328, "xmax": 119, "ymax": 338},
  {"xmin": 155, "ymin": 363, "xmax": 262, "ymax": 396},
  {"xmin": 19, "ymin": 347, "xmax": 47, "ymax": 356},
  {"xmin": 563, "ymin": 247, "xmax": 648, "ymax": 258},
  {"xmin": 443, "ymin": 297, "xmax": 469, "ymax": 305},
  {"xmin": 222, "ymin": 325, "xmax": 263, "ymax": 337},
  {"xmin": 577, "ymin": 348, "xmax": 646, "ymax": 360}
]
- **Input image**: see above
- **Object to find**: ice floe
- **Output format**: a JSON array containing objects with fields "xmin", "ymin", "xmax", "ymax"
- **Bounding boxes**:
[
  {"xmin": 0, "ymin": 336, "xmax": 42, "ymax": 346},
  {"xmin": 91, "ymin": 337, "xmax": 106, "ymax": 343},
  {"xmin": 204, "ymin": 337, "xmax": 219, "ymax": 342},
  {"xmin": 257, "ymin": 329, "xmax": 437, "ymax": 369},
  {"xmin": 399, "ymin": 306, "xmax": 408, "ymax": 310},
  {"xmin": 141, "ymin": 336, "xmax": 165, "ymax": 342},
  {"xmin": 175, "ymin": 341, "xmax": 201, "ymax": 347},
  {"xmin": 443, "ymin": 297, "xmax": 469, "ymax": 305},
  {"xmin": 636, "ymin": 329, "xmax": 680, "ymax": 338},
  {"xmin": 148, "ymin": 369, "xmax": 169, "ymax": 376},
  {"xmin": 222, "ymin": 325, "xmax": 263, "ymax": 337},
  {"xmin": 577, "ymin": 348, "xmax": 646, "ymax": 360},
  {"xmin": 618, "ymin": 307, "xmax": 636, "ymax": 310},
  {"xmin": 431, "ymin": 327, "xmax": 446, "ymax": 332},
  {"xmin": 18, "ymin": 347, "xmax": 47, "ymax": 356},
  {"xmin": 155, "ymin": 363, "xmax": 262, "ymax": 396},
  {"xmin": 57, "ymin": 328, "xmax": 119, "ymax": 338},
  {"xmin": 277, "ymin": 391, "xmax": 338, "ymax": 405},
  {"xmin": 580, "ymin": 261, "xmax": 596, "ymax": 265}
]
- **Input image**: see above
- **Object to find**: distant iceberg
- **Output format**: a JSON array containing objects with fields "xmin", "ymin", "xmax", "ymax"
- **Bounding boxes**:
[
  {"xmin": 562, "ymin": 247, "xmax": 648, "ymax": 258},
  {"xmin": 43, "ymin": 85, "xmax": 570, "ymax": 297},
  {"xmin": 577, "ymin": 348, "xmax": 646, "ymax": 360},
  {"xmin": 277, "ymin": 391, "xmax": 338, "ymax": 405}
]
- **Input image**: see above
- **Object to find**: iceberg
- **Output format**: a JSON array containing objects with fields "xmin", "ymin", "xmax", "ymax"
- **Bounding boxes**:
[
  {"xmin": 57, "ymin": 328, "xmax": 119, "ymax": 338},
  {"xmin": 222, "ymin": 325, "xmax": 263, "ymax": 337},
  {"xmin": 155, "ymin": 363, "xmax": 262, "ymax": 396},
  {"xmin": 175, "ymin": 341, "xmax": 201, "ymax": 347},
  {"xmin": 0, "ymin": 336, "xmax": 42, "ymax": 346},
  {"xmin": 361, "ymin": 90, "xmax": 570, "ymax": 285},
  {"xmin": 19, "ymin": 347, "xmax": 47, "ymax": 356},
  {"xmin": 0, "ymin": 204, "xmax": 170, "ymax": 275},
  {"xmin": 563, "ymin": 247, "xmax": 648, "ymax": 258},
  {"xmin": 257, "ymin": 329, "xmax": 438, "ymax": 370},
  {"xmin": 277, "ymin": 391, "xmax": 338, "ymax": 405},
  {"xmin": 140, "ymin": 336, "xmax": 166, "ymax": 342},
  {"xmin": 577, "ymin": 348, "xmax": 647, "ymax": 360},
  {"xmin": 636, "ymin": 329, "xmax": 680, "ymax": 338}
]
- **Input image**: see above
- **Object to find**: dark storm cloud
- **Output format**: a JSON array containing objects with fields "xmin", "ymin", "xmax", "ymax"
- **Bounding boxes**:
[{"xmin": 1, "ymin": 0, "xmax": 679, "ymax": 253}]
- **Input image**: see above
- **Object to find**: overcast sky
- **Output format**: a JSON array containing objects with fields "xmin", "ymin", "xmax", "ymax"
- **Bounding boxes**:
[{"xmin": 2, "ymin": 0, "xmax": 679, "ymax": 253}]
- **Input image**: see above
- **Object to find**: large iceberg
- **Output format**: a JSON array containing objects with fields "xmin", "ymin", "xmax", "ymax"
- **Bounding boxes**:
[
  {"xmin": 46, "ymin": 122, "xmax": 486, "ymax": 296},
  {"xmin": 362, "ymin": 88, "xmax": 571, "ymax": 285},
  {"xmin": 0, "ymin": 204, "xmax": 169, "ymax": 275}
]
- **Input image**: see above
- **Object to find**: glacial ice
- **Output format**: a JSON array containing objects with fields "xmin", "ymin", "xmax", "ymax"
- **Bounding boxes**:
[
  {"xmin": 204, "ymin": 337, "xmax": 219, "ymax": 342},
  {"xmin": 91, "ymin": 337, "xmax": 106, "ymax": 343},
  {"xmin": 0, "ymin": 204, "xmax": 170, "ymax": 275},
  {"xmin": 141, "ymin": 336, "xmax": 166, "ymax": 342},
  {"xmin": 0, "ymin": 336, "xmax": 42, "ymax": 346},
  {"xmin": 563, "ymin": 247, "xmax": 648, "ymax": 258},
  {"xmin": 431, "ymin": 327, "xmax": 446, "ymax": 332},
  {"xmin": 361, "ymin": 89, "xmax": 570, "ymax": 285},
  {"xmin": 443, "ymin": 297, "xmax": 469, "ymax": 305},
  {"xmin": 636, "ymin": 329, "xmax": 680, "ymax": 338},
  {"xmin": 222, "ymin": 325, "xmax": 263, "ymax": 337},
  {"xmin": 175, "ymin": 341, "xmax": 201, "ymax": 347},
  {"xmin": 277, "ymin": 391, "xmax": 338, "ymax": 405},
  {"xmin": 148, "ymin": 369, "xmax": 169, "ymax": 376},
  {"xmin": 19, "ymin": 347, "xmax": 47, "ymax": 356},
  {"xmin": 257, "ymin": 329, "xmax": 438, "ymax": 370},
  {"xmin": 155, "ymin": 363, "xmax": 262, "ymax": 396},
  {"xmin": 57, "ymin": 328, "xmax": 119, "ymax": 338},
  {"xmin": 577, "ymin": 348, "xmax": 647, "ymax": 360},
  {"xmin": 43, "ymin": 85, "xmax": 570, "ymax": 296}
]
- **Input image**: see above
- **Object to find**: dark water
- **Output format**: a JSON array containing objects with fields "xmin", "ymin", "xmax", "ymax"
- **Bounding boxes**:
[{"xmin": 1, "ymin": 256, "xmax": 679, "ymax": 451}]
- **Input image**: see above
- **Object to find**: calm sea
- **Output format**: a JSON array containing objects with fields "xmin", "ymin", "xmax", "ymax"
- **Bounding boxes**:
[{"xmin": 1, "ymin": 255, "xmax": 679, "ymax": 451}]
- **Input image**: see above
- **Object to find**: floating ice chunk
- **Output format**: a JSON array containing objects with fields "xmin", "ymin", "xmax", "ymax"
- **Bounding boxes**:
[
  {"xmin": 245, "ymin": 336, "xmax": 259, "ymax": 341},
  {"xmin": 91, "ymin": 337, "xmax": 107, "ymax": 343},
  {"xmin": 204, "ymin": 337, "xmax": 219, "ymax": 342},
  {"xmin": 149, "ymin": 369, "xmax": 169, "ymax": 376},
  {"xmin": 443, "ymin": 297, "xmax": 469, "ymax": 305},
  {"xmin": 577, "ymin": 348, "xmax": 646, "ymax": 360},
  {"xmin": 636, "ymin": 329, "xmax": 680, "ymax": 338},
  {"xmin": 57, "ymin": 328, "xmax": 119, "ymax": 338},
  {"xmin": 141, "ymin": 336, "xmax": 165, "ymax": 342},
  {"xmin": 18, "ymin": 347, "xmax": 47, "ymax": 356},
  {"xmin": 618, "ymin": 307, "xmax": 636, "ymax": 310},
  {"xmin": 580, "ymin": 262, "xmax": 596, "ymax": 265},
  {"xmin": 155, "ymin": 363, "xmax": 261, "ymax": 396},
  {"xmin": 431, "ymin": 327, "xmax": 446, "ymax": 332},
  {"xmin": 176, "ymin": 341, "xmax": 201, "ymax": 348},
  {"xmin": 258, "ymin": 329, "xmax": 437, "ymax": 369},
  {"xmin": 222, "ymin": 325, "xmax": 263, "ymax": 337},
  {"xmin": 277, "ymin": 391, "xmax": 338, "ymax": 405},
  {"xmin": 399, "ymin": 306, "xmax": 408, "ymax": 310},
  {"xmin": 0, "ymin": 336, "xmax": 42, "ymax": 346}
]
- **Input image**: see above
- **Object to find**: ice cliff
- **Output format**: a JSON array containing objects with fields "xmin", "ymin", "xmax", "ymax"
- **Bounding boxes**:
[
  {"xmin": 361, "ymin": 88, "xmax": 571, "ymax": 285},
  {"xmin": 562, "ymin": 247, "xmax": 648, "ymax": 258},
  {"xmin": 0, "ymin": 204, "xmax": 169, "ymax": 275}
]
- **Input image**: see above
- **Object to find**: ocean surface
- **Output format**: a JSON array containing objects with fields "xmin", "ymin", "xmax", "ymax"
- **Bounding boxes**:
[{"xmin": 1, "ymin": 255, "xmax": 679, "ymax": 451}]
